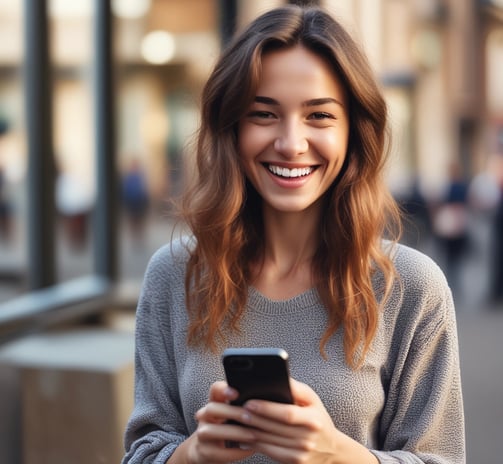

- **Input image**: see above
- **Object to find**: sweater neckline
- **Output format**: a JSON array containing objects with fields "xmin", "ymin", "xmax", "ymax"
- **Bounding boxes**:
[{"xmin": 247, "ymin": 286, "xmax": 322, "ymax": 315}]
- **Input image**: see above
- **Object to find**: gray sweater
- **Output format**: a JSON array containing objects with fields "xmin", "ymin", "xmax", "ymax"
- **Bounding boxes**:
[{"xmin": 122, "ymin": 238, "xmax": 465, "ymax": 464}]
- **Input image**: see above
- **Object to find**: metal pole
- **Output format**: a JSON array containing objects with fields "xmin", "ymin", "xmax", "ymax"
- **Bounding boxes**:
[
  {"xmin": 24, "ymin": 0, "xmax": 56, "ymax": 289},
  {"xmin": 219, "ymin": 0, "xmax": 238, "ymax": 47},
  {"xmin": 93, "ymin": 0, "xmax": 118, "ymax": 281},
  {"xmin": 288, "ymin": 0, "xmax": 321, "ymax": 5}
]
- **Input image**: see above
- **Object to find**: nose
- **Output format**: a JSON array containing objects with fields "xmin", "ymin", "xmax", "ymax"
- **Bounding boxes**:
[{"xmin": 273, "ymin": 121, "xmax": 308, "ymax": 157}]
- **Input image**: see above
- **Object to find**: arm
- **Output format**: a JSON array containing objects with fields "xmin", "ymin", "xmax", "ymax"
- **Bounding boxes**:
[
  {"xmin": 372, "ymin": 279, "xmax": 465, "ymax": 463},
  {"xmin": 123, "ymin": 244, "xmax": 259, "ymax": 464},
  {"xmin": 122, "ymin": 248, "xmax": 189, "ymax": 464}
]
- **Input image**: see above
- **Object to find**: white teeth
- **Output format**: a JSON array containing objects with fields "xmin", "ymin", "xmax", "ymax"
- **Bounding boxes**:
[{"xmin": 268, "ymin": 165, "xmax": 313, "ymax": 178}]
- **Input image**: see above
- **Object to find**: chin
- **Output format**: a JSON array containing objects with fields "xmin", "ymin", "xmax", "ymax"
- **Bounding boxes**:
[{"xmin": 265, "ymin": 200, "xmax": 315, "ymax": 214}]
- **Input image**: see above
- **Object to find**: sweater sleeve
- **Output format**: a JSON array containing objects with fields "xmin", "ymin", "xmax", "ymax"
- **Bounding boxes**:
[
  {"xmin": 122, "ymin": 245, "xmax": 189, "ymax": 464},
  {"xmin": 371, "ymin": 248, "xmax": 465, "ymax": 464}
]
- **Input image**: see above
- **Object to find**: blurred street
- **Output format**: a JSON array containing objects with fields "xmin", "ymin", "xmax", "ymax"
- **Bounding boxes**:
[{"xmin": 458, "ymin": 306, "xmax": 503, "ymax": 463}]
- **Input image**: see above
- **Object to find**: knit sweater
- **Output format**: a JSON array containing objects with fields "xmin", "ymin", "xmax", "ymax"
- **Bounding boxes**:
[{"xmin": 122, "ymin": 238, "xmax": 465, "ymax": 464}]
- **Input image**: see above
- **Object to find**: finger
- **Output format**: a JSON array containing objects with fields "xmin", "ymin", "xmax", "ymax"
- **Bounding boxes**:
[
  {"xmin": 194, "ymin": 422, "xmax": 257, "ymax": 462},
  {"xmin": 289, "ymin": 377, "xmax": 320, "ymax": 407},
  {"xmin": 196, "ymin": 403, "xmax": 233, "ymax": 424},
  {"xmin": 196, "ymin": 445, "xmax": 255, "ymax": 464},
  {"xmin": 196, "ymin": 401, "xmax": 253, "ymax": 426},
  {"xmin": 243, "ymin": 400, "xmax": 301, "ymax": 426},
  {"xmin": 239, "ymin": 403, "xmax": 316, "ymax": 439},
  {"xmin": 251, "ymin": 425, "xmax": 312, "ymax": 447},
  {"xmin": 197, "ymin": 421, "xmax": 257, "ymax": 446},
  {"xmin": 193, "ymin": 435, "xmax": 255, "ymax": 464},
  {"xmin": 252, "ymin": 440, "xmax": 299, "ymax": 464},
  {"xmin": 209, "ymin": 380, "xmax": 238, "ymax": 403},
  {"xmin": 242, "ymin": 399, "xmax": 324, "ymax": 433},
  {"xmin": 246, "ymin": 423, "xmax": 321, "ymax": 461}
]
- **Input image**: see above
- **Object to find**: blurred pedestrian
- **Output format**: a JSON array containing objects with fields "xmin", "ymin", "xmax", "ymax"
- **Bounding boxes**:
[
  {"xmin": 399, "ymin": 176, "xmax": 432, "ymax": 250},
  {"xmin": 55, "ymin": 168, "xmax": 94, "ymax": 250},
  {"xmin": 432, "ymin": 162, "xmax": 470, "ymax": 293},
  {"xmin": 491, "ymin": 193, "xmax": 503, "ymax": 302},
  {"xmin": 121, "ymin": 158, "xmax": 149, "ymax": 243},
  {"xmin": 489, "ymin": 156, "xmax": 503, "ymax": 303},
  {"xmin": 0, "ymin": 118, "xmax": 12, "ymax": 241},
  {"xmin": 0, "ymin": 166, "xmax": 11, "ymax": 241}
]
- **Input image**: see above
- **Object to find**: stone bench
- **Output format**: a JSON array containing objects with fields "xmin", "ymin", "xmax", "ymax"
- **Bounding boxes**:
[{"xmin": 0, "ymin": 328, "xmax": 135, "ymax": 464}]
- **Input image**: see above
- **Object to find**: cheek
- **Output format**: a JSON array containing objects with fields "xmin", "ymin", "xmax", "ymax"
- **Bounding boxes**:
[
  {"xmin": 238, "ymin": 123, "xmax": 274, "ymax": 160},
  {"xmin": 237, "ymin": 125, "xmax": 253, "ymax": 161},
  {"xmin": 317, "ymin": 132, "xmax": 348, "ymax": 162}
]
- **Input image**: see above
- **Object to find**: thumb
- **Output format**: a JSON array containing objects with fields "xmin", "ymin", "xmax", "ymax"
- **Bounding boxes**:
[
  {"xmin": 289, "ymin": 377, "xmax": 320, "ymax": 407},
  {"xmin": 209, "ymin": 380, "xmax": 238, "ymax": 403}
]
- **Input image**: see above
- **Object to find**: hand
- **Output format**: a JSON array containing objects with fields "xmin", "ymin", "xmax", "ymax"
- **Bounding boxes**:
[
  {"xmin": 236, "ymin": 378, "xmax": 378, "ymax": 464},
  {"xmin": 178, "ymin": 381, "xmax": 257, "ymax": 464}
]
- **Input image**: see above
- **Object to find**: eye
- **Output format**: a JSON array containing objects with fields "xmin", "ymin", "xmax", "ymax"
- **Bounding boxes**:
[
  {"xmin": 308, "ymin": 112, "xmax": 334, "ymax": 120},
  {"xmin": 247, "ymin": 110, "xmax": 276, "ymax": 119}
]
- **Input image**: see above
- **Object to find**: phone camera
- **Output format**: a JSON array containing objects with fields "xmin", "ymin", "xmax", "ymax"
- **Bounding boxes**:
[{"xmin": 228, "ymin": 357, "xmax": 253, "ymax": 370}]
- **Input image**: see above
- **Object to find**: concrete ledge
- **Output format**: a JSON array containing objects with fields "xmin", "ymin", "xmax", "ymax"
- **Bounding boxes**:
[
  {"xmin": 0, "ymin": 276, "xmax": 113, "ymax": 343},
  {"xmin": 0, "ymin": 328, "xmax": 135, "ymax": 464}
]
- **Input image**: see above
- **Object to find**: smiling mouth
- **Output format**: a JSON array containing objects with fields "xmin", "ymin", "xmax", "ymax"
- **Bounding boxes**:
[{"xmin": 266, "ymin": 164, "xmax": 316, "ymax": 178}]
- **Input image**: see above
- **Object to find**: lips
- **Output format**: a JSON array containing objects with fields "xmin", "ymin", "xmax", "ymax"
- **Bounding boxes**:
[{"xmin": 266, "ymin": 164, "xmax": 315, "ymax": 178}]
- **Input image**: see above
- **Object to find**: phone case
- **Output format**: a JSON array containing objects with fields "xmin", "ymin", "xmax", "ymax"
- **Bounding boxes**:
[{"xmin": 222, "ymin": 347, "xmax": 293, "ymax": 405}]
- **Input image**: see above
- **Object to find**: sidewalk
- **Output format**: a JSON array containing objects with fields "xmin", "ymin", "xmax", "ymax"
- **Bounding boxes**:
[{"xmin": 457, "ymin": 306, "xmax": 503, "ymax": 463}]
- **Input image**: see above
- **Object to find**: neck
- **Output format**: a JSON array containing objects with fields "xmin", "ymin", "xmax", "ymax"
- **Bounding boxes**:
[
  {"xmin": 254, "ymin": 203, "xmax": 322, "ymax": 286},
  {"xmin": 249, "ymin": 205, "xmax": 322, "ymax": 300}
]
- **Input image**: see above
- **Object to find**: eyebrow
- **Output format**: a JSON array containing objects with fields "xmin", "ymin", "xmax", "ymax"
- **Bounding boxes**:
[{"xmin": 254, "ymin": 96, "xmax": 344, "ymax": 108}]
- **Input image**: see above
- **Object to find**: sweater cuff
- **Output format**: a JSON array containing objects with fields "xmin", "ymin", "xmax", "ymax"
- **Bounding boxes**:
[{"xmin": 370, "ymin": 449, "xmax": 423, "ymax": 463}]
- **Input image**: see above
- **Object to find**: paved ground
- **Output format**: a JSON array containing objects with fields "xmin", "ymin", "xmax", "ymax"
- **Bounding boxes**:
[{"xmin": 457, "ymin": 307, "xmax": 503, "ymax": 463}]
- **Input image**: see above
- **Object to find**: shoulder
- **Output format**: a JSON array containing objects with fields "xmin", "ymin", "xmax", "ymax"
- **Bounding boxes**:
[
  {"xmin": 141, "ymin": 235, "xmax": 195, "ymax": 291},
  {"xmin": 382, "ymin": 242, "xmax": 455, "ymax": 334},
  {"xmin": 386, "ymin": 242, "xmax": 449, "ymax": 293},
  {"xmin": 146, "ymin": 235, "xmax": 194, "ymax": 272},
  {"xmin": 135, "ymin": 235, "xmax": 195, "ymax": 325}
]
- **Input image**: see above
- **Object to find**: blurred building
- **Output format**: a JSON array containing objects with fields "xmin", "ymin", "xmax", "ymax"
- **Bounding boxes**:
[
  {"xmin": 0, "ymin": 0, "xmax": 501, "ymax": 298},
  {"xmin": 0, "ymin": 0, "xmax": 502, "ymax": 462}
]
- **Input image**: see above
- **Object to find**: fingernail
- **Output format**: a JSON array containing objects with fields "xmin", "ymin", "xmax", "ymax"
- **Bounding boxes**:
[
  {"xmin": 224, "ymin": 387, "xmax": 238, "ymax": 399},
  {"xmin": 239, "ymin": 443, "xmax": 254, "ymax": 450},
  {"xmin": 244, "ymin": 401, "xmax": 257, "ymax": 411}
]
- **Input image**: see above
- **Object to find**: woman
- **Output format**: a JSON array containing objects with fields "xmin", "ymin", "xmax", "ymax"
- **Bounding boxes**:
[{"xmin": 122, "ymin": 5, "xmax": 465, "ymax": 464}]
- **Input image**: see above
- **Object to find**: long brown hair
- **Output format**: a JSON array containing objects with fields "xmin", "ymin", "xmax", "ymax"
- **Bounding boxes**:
[{"xmin": 180, "ymin": 5, "xmax": 401, "ymax": 368}]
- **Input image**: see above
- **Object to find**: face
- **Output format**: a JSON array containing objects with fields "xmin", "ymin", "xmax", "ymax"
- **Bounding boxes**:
[{"xmin": 238, "ymin": 45, "xmax": 349, "ymax": 216}]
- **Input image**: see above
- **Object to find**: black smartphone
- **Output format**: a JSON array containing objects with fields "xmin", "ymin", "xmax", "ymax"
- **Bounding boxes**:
[{"xmin": 222, "ymin": 347, "xmax": 293, "ymax": 406}]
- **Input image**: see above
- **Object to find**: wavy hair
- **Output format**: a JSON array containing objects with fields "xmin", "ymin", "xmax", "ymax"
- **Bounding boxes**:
[{"xmin": 180, "ymin": 5, "xmax": 401, "ymax": 368}]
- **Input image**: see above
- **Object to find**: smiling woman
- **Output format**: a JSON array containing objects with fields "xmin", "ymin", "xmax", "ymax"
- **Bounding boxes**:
[{"xmin": 122, "ymin": 4, "xmax": 465, "ymax": 464}]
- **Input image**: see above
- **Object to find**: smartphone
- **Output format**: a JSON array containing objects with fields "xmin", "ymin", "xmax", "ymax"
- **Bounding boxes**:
[{"xmin": 222, "ymin": 347, "xmax": 293, "ymax": 406}]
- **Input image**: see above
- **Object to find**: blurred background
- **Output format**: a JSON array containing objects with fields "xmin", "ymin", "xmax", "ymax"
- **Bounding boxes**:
[{"xmin": 0, "ymin": 0, "xmax": 501, "ymax": 463}]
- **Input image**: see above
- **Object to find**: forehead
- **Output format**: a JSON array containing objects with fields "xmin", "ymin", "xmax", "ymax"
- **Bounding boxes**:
[{"xmin": 257, "ymin": 45, "xmax": 346, "ymax": 102}]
